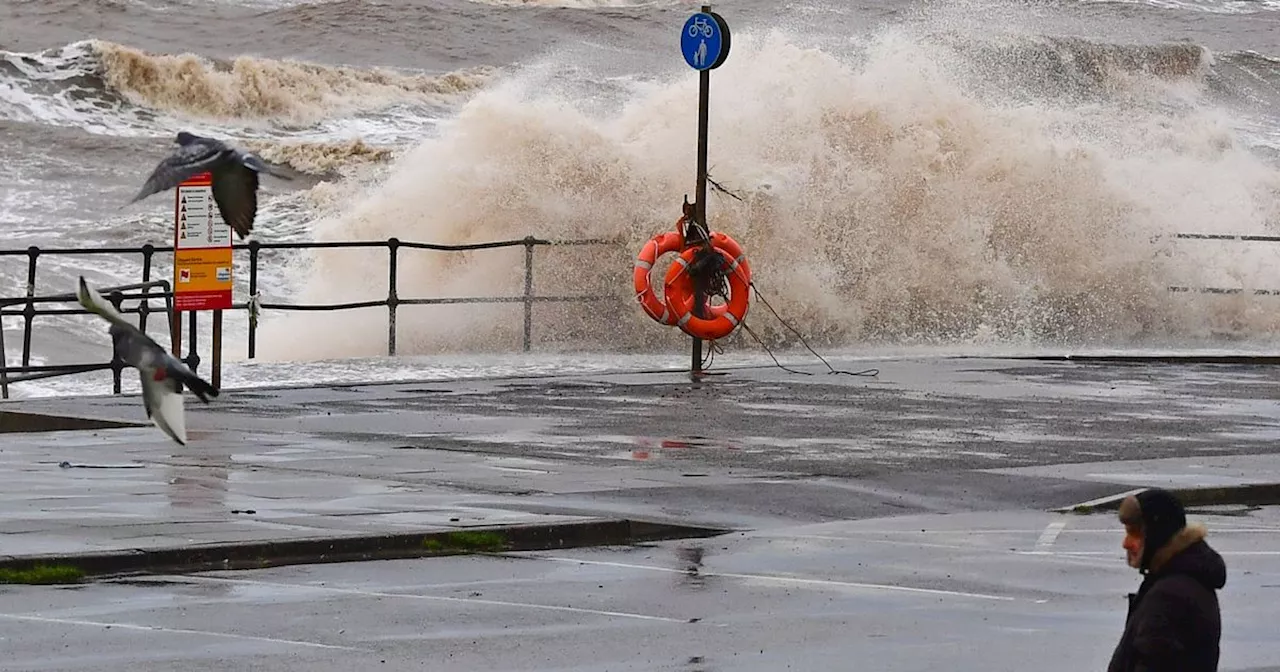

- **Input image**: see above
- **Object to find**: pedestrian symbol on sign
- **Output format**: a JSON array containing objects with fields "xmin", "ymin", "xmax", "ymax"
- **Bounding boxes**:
[{"xmin": 680, "ymin": 11, "xmax": 730, "ymax": 72}]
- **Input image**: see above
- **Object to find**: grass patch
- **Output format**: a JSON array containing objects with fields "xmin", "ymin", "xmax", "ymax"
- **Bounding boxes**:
[
  {"xmin": 0, "ymin": 564, "xmax": 84, "ymax": 585},
  {"xmin": 423, "ymin": 530, "xmax": 508, "ymax": 553}
]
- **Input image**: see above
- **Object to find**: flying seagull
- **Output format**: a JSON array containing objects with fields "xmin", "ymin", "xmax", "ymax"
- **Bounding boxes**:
[
  {"xmin": 76, "ymin": 277, "xmax": 219, "ymax": 445},
  {"xmin": 128, "ymin": 131, "xmax": 294, "ymax": 239}
]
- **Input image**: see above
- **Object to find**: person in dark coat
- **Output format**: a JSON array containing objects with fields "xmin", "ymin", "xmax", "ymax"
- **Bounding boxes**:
[{"xmin": 1107, "ymin": 487, "xmax": 1228, "ymax": 672}]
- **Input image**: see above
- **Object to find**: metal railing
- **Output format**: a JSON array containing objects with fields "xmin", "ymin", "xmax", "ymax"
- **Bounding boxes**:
[
  {"xmin": 5, "ymin": 230, "xmax": 1280, "ymax": 398},
  {"xmin": 1165, "ymin": 232, "xmax": 1280, "ymax": 296},
  {"xmin": 1, "ymin": 236, "xmax": 618, "ymax": 398},
  {"xmin": 0, "ymin": 280, "xmax": 176, "ymax": 398}
]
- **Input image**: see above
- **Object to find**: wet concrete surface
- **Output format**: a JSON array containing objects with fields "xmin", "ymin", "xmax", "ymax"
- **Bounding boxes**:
[
  {"xmin": 1, "ymin": 356, "xmax": 1279, "ymax": 668},
  {"xmin": 2, "ymin": 357, "xmax": 1280, "ymax": 556},
  {"xmin": 1, "ymin": 508, "xmax": 1277, "ymax": 671}
]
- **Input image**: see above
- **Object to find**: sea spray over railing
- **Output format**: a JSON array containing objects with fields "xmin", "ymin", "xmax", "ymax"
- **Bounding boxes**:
[{"xmin": 248, "ymin": 25, "xmax": 1280, "ymax": 360}]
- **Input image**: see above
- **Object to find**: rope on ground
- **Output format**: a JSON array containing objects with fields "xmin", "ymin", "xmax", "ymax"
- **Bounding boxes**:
[
  {"xmin": 747, "ymin": 281, "xmax": 879, "ymax": 378},
  {"xmin": 738, "ymin": 320, "xmax": 816, "ymax": 376}
]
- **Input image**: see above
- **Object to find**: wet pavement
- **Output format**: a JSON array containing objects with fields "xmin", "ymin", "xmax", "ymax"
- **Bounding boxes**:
[
  {"xmin": 1, "ymin": 355, "xmax": 1280, "ymax": 669},
  {"xmin": 4, "ymin": 356, "xmax": 1280, "ymax": 549},
  {"xmin": 1, "ymin": 508, "xmax": 1278, "ymax": 671}
]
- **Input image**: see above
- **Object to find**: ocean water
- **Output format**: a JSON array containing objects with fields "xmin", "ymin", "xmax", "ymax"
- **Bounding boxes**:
[{"xmin": 3, "ymin": 0, "xmax": 1280, "ymax": 397}]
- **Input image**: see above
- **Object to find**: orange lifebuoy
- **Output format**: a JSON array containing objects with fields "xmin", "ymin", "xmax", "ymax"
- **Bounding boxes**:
[
  {"xmin": 633, "ymin": 229, "xmax": 685, "ymax": 325},
  {"xmin": 634, "ymin": 220, "xmax": 733, "ymax": 325},
  {"xmin": 663, "ymin": 232, "xmax": 752, "ymax": 340},
  {"xmin": 705, "ymin": 231, "xmax": 753, "ymax": 285}
]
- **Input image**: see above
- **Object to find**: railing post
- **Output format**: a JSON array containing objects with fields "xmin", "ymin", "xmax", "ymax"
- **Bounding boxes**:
[
  {"xmin": 0, "ymin": 311, "xmax": 9, "ymax": 400},
  {"xmin": 108, "ymin": 291, "xmax": 124, "ymax": 394},
  {"xmin": 0, "ymin": 235, "xmax": 617, "ymax": 397},
  {"xmin": 22, "ymin": 246, "xmax": 38, "ymax": 370},
  {"xmin": 387, "ymin": 238, "xmax": 399, "ymax": 356},
  {"xmin": 523, "ymin": 237, "xmax": 535, "ymax": 352},
  {"xmin": 139, "ymin": 244, "xmax": 154, "ymax": 335},
  {"xmin": 248, "ymin": 240, "xmax": 259, "ymax": 359}
]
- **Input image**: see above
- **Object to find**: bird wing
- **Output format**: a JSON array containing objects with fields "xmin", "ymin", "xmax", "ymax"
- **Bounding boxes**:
[
  {"xmin": 140, "ymin": 368, "xmax": 187, "ymax": 445},
  {"xmin": 241, "ymin": 153, "xmax": 296, "ymax": 181},
  {"xmin": 77, "ymin": 277, "xmax": 141, "ymax": 335},
  {"xmin": 211, "ymin": 163, "xmax": 260, "ymax": 239},
  {"xmin": 128, "ymin": 141, "xmax": 226, "ymax": 205}
]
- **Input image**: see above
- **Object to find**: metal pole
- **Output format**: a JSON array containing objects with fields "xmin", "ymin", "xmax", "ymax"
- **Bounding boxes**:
[
  {"xmin": 387, "ymin": 238, "xmax": 399, "ymax": 356},
  {"xmin": 248, "ymin": 240, "xmax": 259, "ymax": 360},
  {"xmin": 109, "ymin": 291, "xmax": 123, "ymax": 395},
  {"xmin": 140, "ymin": 245, "xmax": 153, "ymax": 335},
  {"xmin": 690, "ymin": 13, "xmax": 712, "ymax": 374},
  {"xmin": 523, "ymin": 238, "xmax": 534, "ymax": 352},
  {"xmin": 187, "ymin": 309, "xmax": 199, "ymax": 373},
  {"xmin": 212, "ymin": 309, "xmax": 222, "ymax": 390},
  {"xmin": 22, "ymin": 246, "xmax": 37, "ymax": 370},
  {"xmin": 1, "ymin": 310, "xmax": 9, "ymax": 400}
]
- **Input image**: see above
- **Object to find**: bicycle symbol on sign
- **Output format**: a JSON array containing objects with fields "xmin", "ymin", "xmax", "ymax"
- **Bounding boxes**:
[{"xmin": 687, "ymin": 15, "xmax": 715, "ymax": 38}]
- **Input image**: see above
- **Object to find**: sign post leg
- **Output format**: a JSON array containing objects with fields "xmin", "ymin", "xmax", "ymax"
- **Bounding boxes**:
[
  {"xmin": 678, "ymin": 4, "xmax": 730, "ymax": 375},
  {"xmin": 188, "ymin": 310, "xmax": 198, "ymax": 373},
  {"xmin": 212, "ymin": 309, "xmax": 222, "ymax": 390},
  {"xmin": 171, "ymin": 310, "xmax": 182, "ymax": 360},
  {"xmin": 691, "ymin": 61, "xmax": 711, "ymax": 375}
]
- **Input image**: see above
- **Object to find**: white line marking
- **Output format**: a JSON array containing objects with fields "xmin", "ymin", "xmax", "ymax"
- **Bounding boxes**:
[
  {"xmin": 0, "ymin": 613, "xmax": 363, "ymax": 651},
  {"xmin": 181, "ymin": 576, "xmax": 686, "ymax": 623},
  {"xmin": 521, "ymin": 556, "xmax": 1015, "ymax": 601},
  {"xmin": 1036, "ymin": 521, "xmax": 1068, "ymax": 550}
]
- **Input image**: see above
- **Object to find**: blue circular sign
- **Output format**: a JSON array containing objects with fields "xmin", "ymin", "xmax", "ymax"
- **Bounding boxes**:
[{"xmin": 681, "ymin": 11, "xmax": 731, "ymax": 71}]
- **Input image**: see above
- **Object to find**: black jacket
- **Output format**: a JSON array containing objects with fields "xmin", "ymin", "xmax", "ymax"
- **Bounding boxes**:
[{"xmin": 1107, "ymin": 524, "xmax": 1227, "ymax": 672}]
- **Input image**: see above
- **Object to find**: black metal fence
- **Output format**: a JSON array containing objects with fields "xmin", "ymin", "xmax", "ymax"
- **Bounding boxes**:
[
  {"xmin": 0, "ymin": 236, "xmax": 617, "ymax": 399},
  {"xmin": 4, "ymin": 231, "xmax": 1280, "ymax": 399}
]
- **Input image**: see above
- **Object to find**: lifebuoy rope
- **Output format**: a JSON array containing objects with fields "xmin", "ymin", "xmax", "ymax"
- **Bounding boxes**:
[{"xmin": 690, "ymin": 174, "xmax": 880, "ymax": 378}]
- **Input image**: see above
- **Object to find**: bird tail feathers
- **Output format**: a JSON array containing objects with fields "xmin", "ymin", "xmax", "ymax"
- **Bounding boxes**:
[{"xmin": 176, "ymin": 369, "xmax": 219, "ymax": 403}]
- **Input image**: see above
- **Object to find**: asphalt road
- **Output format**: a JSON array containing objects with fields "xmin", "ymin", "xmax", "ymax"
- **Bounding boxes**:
[
  {"xmin": 2, "ymin": 508, "xmax": 1278, "ymax": 672},
  {"xmin": 3, "ymin": 356, "xmax": 1280, "ymax": 670}
]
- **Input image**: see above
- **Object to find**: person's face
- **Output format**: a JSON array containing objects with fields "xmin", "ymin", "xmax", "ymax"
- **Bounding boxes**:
[{"xmin": 1122, "ymin": 523, "xmax": 1144, "ymax": 569}]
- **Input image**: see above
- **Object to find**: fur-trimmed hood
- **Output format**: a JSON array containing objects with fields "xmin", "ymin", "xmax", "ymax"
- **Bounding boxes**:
[{"xmin": 1147, "ymin": 523, "xmax": 1227, "ymax": 590}]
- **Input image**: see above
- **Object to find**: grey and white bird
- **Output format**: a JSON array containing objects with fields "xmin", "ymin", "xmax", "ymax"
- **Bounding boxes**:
[
  {"xmin": 128, "ymin": 131, "xmax": 294, "ymax": 239},
  {"xmin": 76, "ymin": 277, "xmax": 219, "ymax": 445}
]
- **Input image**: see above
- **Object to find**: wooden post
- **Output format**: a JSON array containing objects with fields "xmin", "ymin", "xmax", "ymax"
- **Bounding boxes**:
[{"xmin": 171, "ymin": 310, "xmax": 182, "ymax": 360}]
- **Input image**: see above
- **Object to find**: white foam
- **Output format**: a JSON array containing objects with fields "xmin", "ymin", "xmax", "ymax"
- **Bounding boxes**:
[
  {"xmin": 1078, "ymin": 0, "xmax": 1280, "ymax": 14},
  {"xmin": 246, "ymin": 24, "xmax": 1280, "ymax": 360},
  {"xmin": 0, "ymin": 41, "xmax": 486, "ymax": 143}
]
